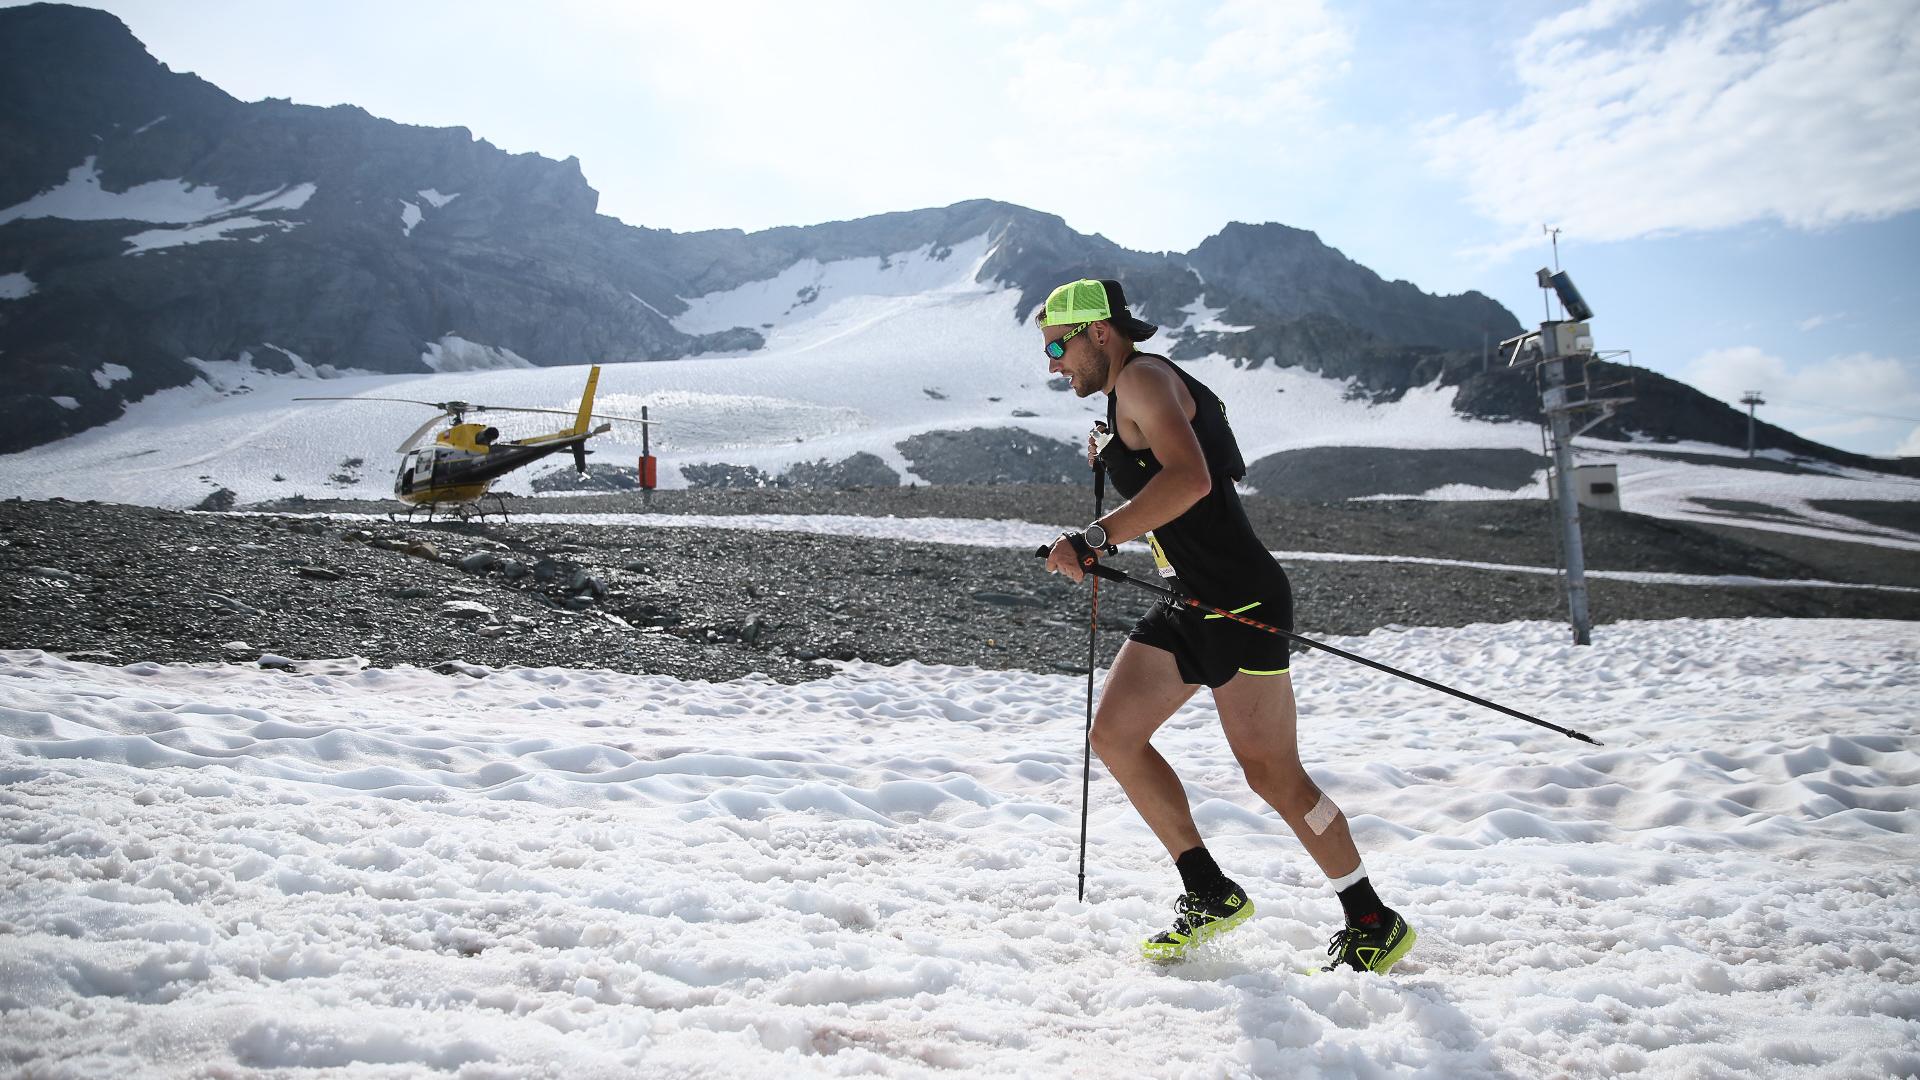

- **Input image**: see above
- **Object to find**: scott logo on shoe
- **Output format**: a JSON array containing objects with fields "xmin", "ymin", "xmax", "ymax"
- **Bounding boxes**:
[{"xmin": 1224, "ymin": 895, "xmax": 1242, "ymax": 909}]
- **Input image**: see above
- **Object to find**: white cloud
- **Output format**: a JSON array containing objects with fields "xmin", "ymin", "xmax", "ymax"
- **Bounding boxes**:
[
  {"xmin": 1897, "ymin": 427, "xmax": 1920, "ymax": 457},
  {"xmin": 1798, "ymin": 312, "xmax": 1843, "ymax": 331},
  {"xmin": 1684, "ymin": 344, "xmax": 1787, "ymax": 400},
  {"xmin": 584, "ymin": 0, "xmax": 1352, "ymax": 248},
  {"xmin": 990, "ymin": 0, "xmax": 1355, "ymax": 246},
  {"xmin": 1003, "ymin": 0, "xmax": 1350, "ymax": 140},
  {"xmin": 974, "ymin": 2, "xmax": 1030, "ymax": 29},
  {"xmin": 1425, "ymin": 0, "xmax": 1920, "ymax": 254},
  {"xmin": 1682, "ymin": 345, "xmax": 1920, "ymax": 453},
  {"xmin": 1520, "ymin": 0, "xmax": 1653, "ymax": 48}
]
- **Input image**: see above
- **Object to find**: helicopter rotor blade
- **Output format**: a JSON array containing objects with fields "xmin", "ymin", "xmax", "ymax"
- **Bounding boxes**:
[
  {"xmin": 501, "ymin": 406, "xmax": 661, "ymax": 426},
  {"xmin": 293, "ymin": 395, "xmax": 491, "ymax": 416},
  {"xmin": 452, "ymin": 405, "xmax": 579, "ymax": 418},
  {"xmin": 396, "ymin": 413, "xmax": 453, "ymax": 454},
  {"xmin": 295, "ymin": 392, "xmax": 658, "ymax": 452},
  {"xmin": 292, "ymin": 397, "xmax": 658, "ymax": 425},
  {"xmin": 452, "ymin": 404, "xmax": 663, "ymax": 426},
  {"xmin": 293, "ymin": 396, "xmax": 450, "ymax": 408}
]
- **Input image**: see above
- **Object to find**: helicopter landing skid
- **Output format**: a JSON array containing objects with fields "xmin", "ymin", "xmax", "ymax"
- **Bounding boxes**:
[
  {"xmin": 462, "ymin": 493, "xmax": 512, "ymax": 523},
  {"xmin": 390, "ymin": 494, "xmax": 510, "ymax": 525}
]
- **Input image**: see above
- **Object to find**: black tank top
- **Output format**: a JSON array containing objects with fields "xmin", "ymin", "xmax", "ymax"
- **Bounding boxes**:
[{"xmin": 1098, "ymin": 353, "xmax": 1286, "ymax": 607}]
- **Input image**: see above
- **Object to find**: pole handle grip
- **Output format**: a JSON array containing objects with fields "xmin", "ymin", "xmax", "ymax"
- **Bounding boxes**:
[{"xmin": 1033, "ymin": 543, "xmax": 1129, "ymax": 583}]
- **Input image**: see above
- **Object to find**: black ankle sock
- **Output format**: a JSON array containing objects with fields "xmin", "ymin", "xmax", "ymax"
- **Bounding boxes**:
[
  {"xmin": 1175, "ymin": 846, "xmax": 1232, "ymax": 902},
  {"xmin": 1337, "ymin": 876, "xmax": 1387, "ymax": 927}
]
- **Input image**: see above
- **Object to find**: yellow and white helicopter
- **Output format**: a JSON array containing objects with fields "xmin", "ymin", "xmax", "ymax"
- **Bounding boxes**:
[{"xmin": 296, "ymin": 365, "xmax": 652, "ymax": 520}]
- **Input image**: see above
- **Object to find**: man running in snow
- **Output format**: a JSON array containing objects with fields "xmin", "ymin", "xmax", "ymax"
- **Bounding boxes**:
[{"xmin": 1038, "ymin": 278, "xmax": 1415, "ymax": 973}]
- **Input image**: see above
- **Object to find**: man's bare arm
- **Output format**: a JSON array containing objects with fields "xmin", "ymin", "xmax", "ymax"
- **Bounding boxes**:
[{"xmin": 1097, "ymin": 360, "xmax": 1209, "ymax": 545}]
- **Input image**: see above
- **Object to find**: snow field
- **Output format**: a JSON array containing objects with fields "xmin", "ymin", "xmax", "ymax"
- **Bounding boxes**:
[{"xmin": 2, "ymin": 618, "xmax": 1916, "ymax": 1077}]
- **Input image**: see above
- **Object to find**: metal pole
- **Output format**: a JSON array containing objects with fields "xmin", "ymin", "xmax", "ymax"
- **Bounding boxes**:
[
  {"xmin": 1543, "ymin": 358, "xmax": 1592, "ymax": 645},
  {"xmin": 1740, "ymin": 392, "xmax": 1765, "ymax": 458},
  {"xmin": 1076, "ymin": 461, "xmax": 1104, "ymax": 903}
]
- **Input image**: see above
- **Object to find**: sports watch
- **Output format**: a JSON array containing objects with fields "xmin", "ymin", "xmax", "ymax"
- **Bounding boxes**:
[{"xmin": 1083, "ymin": 523, "xmax": 1117, "ymax": 554}]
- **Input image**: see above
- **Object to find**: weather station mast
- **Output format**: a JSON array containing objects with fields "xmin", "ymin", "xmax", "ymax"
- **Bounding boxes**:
[
  {"xmin": 1740, "ymin": 391, "xmax": 1766, "ymax": 458},
  {"xmin": 1500, "ymin": 228, "xmax": 1635, "ymax": 645}
]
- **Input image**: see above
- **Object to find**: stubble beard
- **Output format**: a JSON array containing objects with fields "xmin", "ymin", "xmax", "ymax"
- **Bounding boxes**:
[{"xmin": 1072, "ymin": 352, "xmax": 1105, "ymax": 398}]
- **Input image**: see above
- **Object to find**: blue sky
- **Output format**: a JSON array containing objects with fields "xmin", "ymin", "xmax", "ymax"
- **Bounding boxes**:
[{"xmin": 32, "ymin": 0, "xmax": 1920, "ymax": 457}]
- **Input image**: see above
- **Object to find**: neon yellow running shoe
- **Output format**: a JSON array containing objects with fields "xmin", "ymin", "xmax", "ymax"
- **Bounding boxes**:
[
  {"xmin": 1141, "ymin": 886, "xmax": 1254, "ymax": 962},
  {"xmin": 1322, "ymin": 910, "xmax": 1416, "ymax": 974}
]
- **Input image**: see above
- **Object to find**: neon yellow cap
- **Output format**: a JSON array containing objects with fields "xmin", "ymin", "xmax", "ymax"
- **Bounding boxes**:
[
  {"xmin": 1041, "ymin": 278, "xmax": 1114, "ymax": 326},
  {"xmin": 1040, "ymin": 278, "xmax": 1160, "ymax": 341}
]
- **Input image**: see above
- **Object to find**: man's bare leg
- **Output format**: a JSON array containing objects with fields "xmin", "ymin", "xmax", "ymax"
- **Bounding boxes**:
[
  {"xmin": 1211, "ymin": 670, "xmax": 1361, "ymax": 877},
  {"xmin": 1095, "ymin": 639, "xmax": 1261, "ymax": 959},
  {"xmin": 1088, "ymin": 639, "xmax": 1201, "ymax": 859},
  {"xmin": 1213, "ymin": 669, "xmax": 1416, "ymax": 972}
]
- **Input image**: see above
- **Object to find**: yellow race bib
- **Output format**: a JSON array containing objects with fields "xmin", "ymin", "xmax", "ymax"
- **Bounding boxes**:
[{"xmin": 1146, "ymin": 532, "xmax": 1176, "ymax": 578}]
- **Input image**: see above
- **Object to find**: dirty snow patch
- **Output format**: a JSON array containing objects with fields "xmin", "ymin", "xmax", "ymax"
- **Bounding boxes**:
[
  {"xmin": 628, "ymin": 292, "xmax": 671, "ymax": 321},
  {"xmin": 1180, "ymin": 293, "xmax": 1255, "ymax": 334},
  {"xmin": 0, "ymin": 158, "xmax": 295, "ymax": 226},
  {"xmin": 421, "ymin": 335, "xmax": 536, "ymax": 373},
  {"xmin": 248, "ymin": 183, "xmax": 316, "ymax": 214},
  {"xmin": 91, "ymin": 363, "xmax": 133, "ymax": 388},
  {"xmin": 125, "ymin": 217, "xmax": 298, "ymax": 254}
]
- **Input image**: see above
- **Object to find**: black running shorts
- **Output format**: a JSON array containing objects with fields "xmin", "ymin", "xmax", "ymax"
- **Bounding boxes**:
[{"xmin": 1126, "ymin": 589, "xmax": 1293, "ymax": 689}]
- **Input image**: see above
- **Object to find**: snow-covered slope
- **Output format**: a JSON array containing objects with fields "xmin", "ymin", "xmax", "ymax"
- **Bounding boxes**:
[
  {"xmin": 2, "ymin": 618, "xmax": 1915, "ymax": 1077},
  {"xmin": 0, "ymin": 234, "xmax": 1912, "ymax": 546}
]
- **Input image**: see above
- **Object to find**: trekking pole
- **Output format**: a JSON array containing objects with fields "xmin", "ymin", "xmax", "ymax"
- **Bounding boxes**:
[
  {"xmin": 1076, "ymin": 460, "xmax": 1104, "ymax": 904},
  {"xmin": 1033, "ymin": 549, "xmax": 1603, "ymax": 746}
]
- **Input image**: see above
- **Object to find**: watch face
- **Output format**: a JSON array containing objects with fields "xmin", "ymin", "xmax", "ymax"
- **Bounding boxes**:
[{"xmin": 1086, "ymin": 524, "xmax": 1107, "ymax": 548}]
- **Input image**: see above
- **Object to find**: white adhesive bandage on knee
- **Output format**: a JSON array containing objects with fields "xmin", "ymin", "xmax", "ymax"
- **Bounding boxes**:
[{"xmin": 1304, "ymin": 792, "xmax": 1340, "ymax": 836}]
